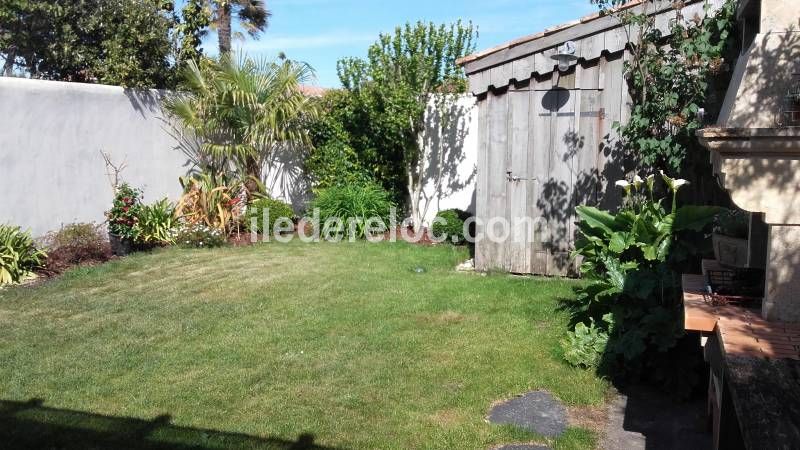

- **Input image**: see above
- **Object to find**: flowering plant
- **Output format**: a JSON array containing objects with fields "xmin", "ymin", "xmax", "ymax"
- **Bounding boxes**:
[
  {"xmin": 107, "ymin": 183, "xmax": 142, "ymax": 240},
  {"xmin": 562, "ymin": 172, "xmax": 724, "ymax": 396},
  {"xmin": 174, "ymin": 222, "xmax": 226, "ymax": 249}
]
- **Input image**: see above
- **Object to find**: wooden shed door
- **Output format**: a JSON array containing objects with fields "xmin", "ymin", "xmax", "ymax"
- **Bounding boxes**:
[{"xmin": 503, "ymin": 88, "xmax": 602, "ymax": 275}]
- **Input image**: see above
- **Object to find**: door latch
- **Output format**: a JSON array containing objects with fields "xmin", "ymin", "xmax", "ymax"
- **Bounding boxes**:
[{"xmin": 506, "ymin": 171, "xmax": 537, "ymax": 182}]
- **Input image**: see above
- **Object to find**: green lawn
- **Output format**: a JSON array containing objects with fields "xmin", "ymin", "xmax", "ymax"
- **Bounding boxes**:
[{"xmin": 0, "ymin": 241, "xmax": 607, "ymax": 449}]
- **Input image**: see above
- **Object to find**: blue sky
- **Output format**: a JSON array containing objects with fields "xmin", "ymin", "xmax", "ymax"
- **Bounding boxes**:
[{"xmin": 192, "ymin": 0, "xmax": 597, "ymax": 87}]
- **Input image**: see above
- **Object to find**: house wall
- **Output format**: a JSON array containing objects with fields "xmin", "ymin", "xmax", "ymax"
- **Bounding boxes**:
[{"xmin": 0, "ymin": 77, "xmax": 477, "ymax": 237}]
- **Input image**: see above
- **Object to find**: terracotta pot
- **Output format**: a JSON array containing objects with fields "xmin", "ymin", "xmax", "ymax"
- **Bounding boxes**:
[
  {"xmin": 109, "ymin": 233, "xmax": 133, "ymax": 256},
  {"xmin": 712, "ymin": 233, "xmax": 749, "ymax": 268}
]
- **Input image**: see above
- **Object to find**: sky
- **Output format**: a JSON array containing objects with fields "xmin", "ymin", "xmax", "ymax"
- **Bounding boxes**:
[{"xmin": 193, "ymin": 0, "xmax": 598, "ymax": 87}]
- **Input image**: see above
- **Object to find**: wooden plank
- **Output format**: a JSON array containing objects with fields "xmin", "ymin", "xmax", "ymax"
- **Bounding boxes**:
[
  {"xmin": 506, "ymin": 91, "xmax": 531, "ymax": 273},
  {"xmin": 511, "ymin": 55, "xmax": 534, "ymax": 83},
  {"xmin": 489, "ymin": 64, "xmax": 513, "ymax": 90},
  {"xmin": 579, "ymin": 60, "xmax": 600, "ymax": 90},
  {"xmin": 468, "ymin": 71, "xmax": 490, "ymax": 96},
  {"xmin": 485, "ymin": 91, "xmax": 509, "ymax": 271},
  {"xmin": 555, "ymin": 71, "xmax": 576, "ymax": 90},
  {"xmin": 571, "ymin": 90, "xmax": 602, "ymax": 252},
  {"xmin": 530, "ymin": 86, "xmax": 554, "ymax": 275},
  {"xmin": 580, "ymin": 32, "xmax": 605, "ymax": 64},
  {"xmin": 620, "ymin": 49, "xmax": 633, "ymax": 126},
  {"xmin": 474, "ymin": 99, "xmax": 490, "ymax": 271},
  {"xmin": 533, "ymin": 47, "xmax": 557, "ymax": 76},
  {"xmin": 597, "ymin": 52, "xmax": 626, "ymax": 211},
  {"xmin": 548, "ymin": 88, "xmax": 577, "ymax": 276}
]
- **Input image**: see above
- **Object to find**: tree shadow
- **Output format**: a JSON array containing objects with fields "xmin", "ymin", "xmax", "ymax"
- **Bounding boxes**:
[
  {"xmin": 418, "ymin": 95, "xmax": 477, "ymax": 224},
  {"xmin": 536, "ymin": 127, "xmax": 624, "ymax": 274},
  {"xmin": 262, "ymin": 143, "xmax": 313, "ymax": 213},
  {"xmin": 0, "ymin": 398, "xmax": 341, "ymax": 450},
  {"xmin": 124, "ymin": 88, "xmax": 163, "ymax": 118}
]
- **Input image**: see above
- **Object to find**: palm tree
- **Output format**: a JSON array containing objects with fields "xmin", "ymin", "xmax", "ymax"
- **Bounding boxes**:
[
  {"xmin": 210, "ymin": 0, "xmax": 271, "ymax": 54},
  {"xmin": 163, "ymin": 55, "xmax": 317, "ymax": 193}
]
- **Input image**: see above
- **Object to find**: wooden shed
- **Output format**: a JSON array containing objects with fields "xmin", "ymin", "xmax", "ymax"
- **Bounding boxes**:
[{"xmin": 459, "ymin": 0, "xmax": 723, "ymax": 276}]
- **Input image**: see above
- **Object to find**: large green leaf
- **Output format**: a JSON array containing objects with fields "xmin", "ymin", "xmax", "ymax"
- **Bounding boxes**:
[
  {"xmin": 673, "ymin": 205, "xmax": 726, "ymax": 232},
  {"xmin": 576, "ymin": 206, "xmax": 616, "ymax": 235},
  {"xmin": 608, "ymin": 232, "xmax": 630, "ymax": 254}
]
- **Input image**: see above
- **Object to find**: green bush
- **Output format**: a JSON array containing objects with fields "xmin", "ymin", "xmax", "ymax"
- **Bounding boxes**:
[
  {"xmin": 246, "ymin": 197, "xmax": 295, "ymax": 234},
  {"xmin": 0, "ymin": 225, "xmax": 46, "ymax": 285},
  {"xmin": 562, "ymin": 315, "xmax": 611, "ymax": 369},
  {"xmin": 565, "ymin": 173, "xmax": 723, "ymax": 396},
  {"xmin": 305, "ymin": 140, "xmax": 372, "ymax": 190},
  {"xmin": 42, "ymin": 223, "xmax": 110, "ymax": 271},
  {"xmin": 175, "ymin": 223, "xmax": 227, "ymax": 249},
  {"xmin": 106, "ymin": 183, "xmax": 142, "ymax": 241},
  {"xmin": 135, "ymin": 198, "xmax": 177, "ymax": 246},
  {"xmin": 310, "ymin": 182, "xmax": 394, "ymax": 239},
  {"xmin": 431, "ymin": 209, "xmax": 469, "ymax": 244}
]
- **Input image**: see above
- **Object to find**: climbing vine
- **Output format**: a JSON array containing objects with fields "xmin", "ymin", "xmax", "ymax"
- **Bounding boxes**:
[{"xmin": 594, "ymin": 0, "xmax": 737, "ymax": 173}]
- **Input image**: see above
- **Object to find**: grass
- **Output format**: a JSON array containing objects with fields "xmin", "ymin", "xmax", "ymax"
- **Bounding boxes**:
[{"xmin": 0, "ymin": 241, "xmax": 607, "ymax": 449}]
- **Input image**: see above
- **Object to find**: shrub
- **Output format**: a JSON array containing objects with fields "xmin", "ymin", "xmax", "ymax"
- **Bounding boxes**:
[
  {"xmin": 305, "ymin": 140, "xmax": 372, "ymax": 190},
  {"xmin": 135, "ymin": 198, "xmax": 177, "ymax": 246},
  {"xmin": 176, "ymin": 173, "xmax": 246, "ymax": 234},
  {"xmin": 175, "ymin": 223, "xmax": 227, "ymax": 249},
  {"xmin": 310, "ymin": 182, "xmax": 394, "ymax": 239},
  {"xmin": 431, "ymin": 209, "xmax": 469, "ymax": 244},
  {"xmin": 41, "ymin": 223, "xmax": 110, "ymax": 272},
  {"xmin": 245, "ymin": 197, "xmax": 295, "ymax": 235},
  {"xmin": 562, "ymin": 316, "xmax": 612, "ymax": 369},
  {"xmin": 0, "ymin": 225, "xmax": 46, "ymax": 285},
  {"xmin": 106, "ymin": 183, "xmax": 142, "ymax": 240},
  {"xmin": 565, "ymin": 173, "xmax": 724, "ymax": 396}
]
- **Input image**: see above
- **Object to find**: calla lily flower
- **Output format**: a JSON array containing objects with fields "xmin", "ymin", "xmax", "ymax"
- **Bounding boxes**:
[
  {"xmin": 615, "ymin": 180, "xmax": 631, "ymax": 189},
  {"xmin": 661, "ymin": 170, "xmax": 690, "ymax": 212},
  {"xmin": 615, "ymin": 179, "xmax": 632, "ymax": 197},
  {"xmin": 632, "ymin": 175, "xmax": 644, "ymax": 191},
  {"xmin": 672, "ymin": 179, "xmax": 690, "ymax": 190},
  {"xmin": 645, "ymin": 174, "xmax": 655, "ymax": 193}
]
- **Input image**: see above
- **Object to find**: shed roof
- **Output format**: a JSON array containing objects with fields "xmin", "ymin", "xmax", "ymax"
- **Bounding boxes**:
[{"xmin": 459, "ymin": 0, "xmax": 721, "ymax": 94}]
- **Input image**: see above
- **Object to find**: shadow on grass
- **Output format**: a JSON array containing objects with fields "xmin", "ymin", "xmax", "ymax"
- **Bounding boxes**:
[{"xmin": 0, "ymin": 398, "xmax": 341, "ymax": 450}]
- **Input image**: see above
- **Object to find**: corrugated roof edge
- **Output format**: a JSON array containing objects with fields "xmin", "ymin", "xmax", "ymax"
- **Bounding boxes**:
[{"xmin": 456, "ymin": 0, "xmax": 691, "ymax": 67}]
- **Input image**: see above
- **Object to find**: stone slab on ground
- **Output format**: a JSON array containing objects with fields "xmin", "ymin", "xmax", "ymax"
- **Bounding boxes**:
[
  {"xmin": 487, "ymin": 391, "xmax": 567, "ymax": 438},
  {"xmin": 601, "ymin": 385, "xmax": 711, "ymax": 450}
]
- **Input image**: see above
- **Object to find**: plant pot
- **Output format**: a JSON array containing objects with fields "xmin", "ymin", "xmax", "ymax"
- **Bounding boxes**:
[
  {"xmin": 109, "ymin": 233, "xmax": 133, "ymax": 256},
  {"xmin": 712, "ymin": 233, "xmax": 749, "ymax": 268}
]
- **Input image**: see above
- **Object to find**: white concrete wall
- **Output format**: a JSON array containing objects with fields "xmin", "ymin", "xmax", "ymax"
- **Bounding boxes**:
[
  {"xmin": 0, "ymin": 77, "xmax": 478, "ymax": 236},
  {"xmin": 0, "ymin": 77, "xmax": 188, "ymax": 237},
  {"xmin": 419, "ymin": 95, "xmax": 478, "ymax": 226}
]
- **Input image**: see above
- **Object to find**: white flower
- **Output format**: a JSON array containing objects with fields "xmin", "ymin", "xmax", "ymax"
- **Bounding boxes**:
[
  {"xmin": 615, "ymin": 180, "xmax": 631, "ymax": 189},
  {"xmin": 673, "ymin": 179, "xmax": 689, "ymax": 189},
  {"xmin": 660, "ymin": 170, "xmax": 690, "ymax": 193},
  {"xmin": 632, "ymin": 175, "xmax": 644, "ymax": 190}
]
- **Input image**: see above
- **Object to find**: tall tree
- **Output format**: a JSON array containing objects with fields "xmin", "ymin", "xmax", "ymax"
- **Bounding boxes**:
[
  {"xmin": 337, "ymin": 21, "xmax": 477, "ymax": 230},
  {"xmin": 0, "ymin": 0, "xmax": 178, "ymax": 88},
  {"xmin": 163, "ymin": 55, "xmax": 317, "ymax": 192},
  {"xmin": 210, "ymin": 0, "xmax": 271, "ymax": 54},
  {"xmin": 178, "ymin": 0, "xmax": 211, "ymax": 66}
]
